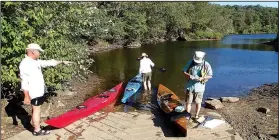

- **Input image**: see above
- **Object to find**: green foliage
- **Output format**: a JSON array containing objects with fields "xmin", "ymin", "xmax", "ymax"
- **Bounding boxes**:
[
  {"xmin": 95, "ymin": 2, "xmax": 277, "ymax": 41},
  {"xmin": 1, "ymin": 2, "xmax": 93, "ymax": 94},
  {"xmin": 123, "ymin": 11, "xmax": 147, "ymax": 41},
  {"xmin": 2, "ymin": 2, "xmax": 278, "ymax": 94},
  {"xmin": 195, "ymin": 31, "xmax": 223, "ymax": 39}
]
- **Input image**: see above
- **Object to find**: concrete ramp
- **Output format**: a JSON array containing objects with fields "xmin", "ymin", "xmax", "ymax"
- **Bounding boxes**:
[{"xmin": 6, "ymin": 111, "xmax": 242, "ymax": 140}]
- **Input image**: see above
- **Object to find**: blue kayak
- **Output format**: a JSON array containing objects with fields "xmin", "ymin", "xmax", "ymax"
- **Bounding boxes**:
[{"xmin": 121, "ymin": 74, "xmax": 143, "ymax": 103}]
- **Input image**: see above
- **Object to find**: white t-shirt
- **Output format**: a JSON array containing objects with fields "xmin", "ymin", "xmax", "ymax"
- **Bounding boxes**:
[
  {"xmin": 139, "ymin": 57, "xmax": 155, "ymax": 74},
  {"xmin": 19, "ymin": 55, "xmax": 59, "ymax": 99}
]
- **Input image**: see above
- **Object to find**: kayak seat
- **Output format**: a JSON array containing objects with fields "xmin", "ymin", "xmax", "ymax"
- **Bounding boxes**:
[
  {"xmin": 76, "ymin": 105, "xmax": 87, "ymax": 109},
  {"xmin": 97, "ymin": 95, "xmax": 109, "ymax": 98},
  {"xmin": 130, "ymin": 79, "xmax": 141, "ymax": 83},
  {"xmin": 108, "ymin": 88, "xmax": 116, "ymax": 92},
  {"xmin": 126, "ymin": 88, "xmax": 136, "ymax": 91},
  {"xmin": 160, "ymin": 93, "xmax": 173, "ymax": 100}
]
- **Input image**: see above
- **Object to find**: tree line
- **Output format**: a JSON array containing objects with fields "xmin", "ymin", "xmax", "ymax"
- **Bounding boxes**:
[{"xmin": 1, "ymin": 2, "xmax": 277, "ymax": 95}]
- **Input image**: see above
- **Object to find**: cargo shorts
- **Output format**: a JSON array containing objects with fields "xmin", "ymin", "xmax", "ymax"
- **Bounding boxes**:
[
  {"xmin": 142, "ymin": 72, "xmax": 152, "ymax": 82},
  {"xmin": 185, "ymin": 89, "xmax": 204, "ymax": 104}
]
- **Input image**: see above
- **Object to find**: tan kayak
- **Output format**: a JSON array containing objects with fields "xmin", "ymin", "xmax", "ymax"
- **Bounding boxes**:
[{"xmin": 157, "ymin": 84, "xmax": 187, "ymax": 137}]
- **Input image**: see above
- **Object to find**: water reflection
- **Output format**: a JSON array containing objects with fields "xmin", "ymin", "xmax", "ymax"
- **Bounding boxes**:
[
  {"xmin": 123, "ymin": 89, "xmax": 155, "ymax": 112},
  {"xmin": 222, "ymin": 33, "xmax": 277, "ymax": 45},
  {"xmin": 90, "ymin": 34, "xmax": 278, "ymax": 105}
]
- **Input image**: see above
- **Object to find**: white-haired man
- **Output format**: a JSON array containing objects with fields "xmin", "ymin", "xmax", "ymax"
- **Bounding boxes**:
[
  {"xmin": 183, "ymin": 51, "xmax": 213, "ymax": 119},
  {"xmin": 19, "ymin": 43, "xmax": 73, "ymax": 136}
]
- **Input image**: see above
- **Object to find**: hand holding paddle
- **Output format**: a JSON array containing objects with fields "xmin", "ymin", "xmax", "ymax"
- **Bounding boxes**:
[
  {"xmin": 153, "ymin": 66, "xmax": 166, "ymax": 72},
  {"xmin": 136, "ymin": 57, "xmax": 166, "ymax": 72}
]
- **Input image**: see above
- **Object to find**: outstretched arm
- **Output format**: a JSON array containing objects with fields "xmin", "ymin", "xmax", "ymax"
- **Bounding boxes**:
[{"xmin": 38, "ymin": 59, "xmax": 74, "ymax": 68}]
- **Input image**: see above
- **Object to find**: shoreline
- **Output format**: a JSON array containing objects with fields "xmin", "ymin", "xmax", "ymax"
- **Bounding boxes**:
[
  {"xmin": 89, "ymin": 38, "xmax": 221, "ymax": 54},
  {"xmin": 1, "ymin": 81, "xmax": 277, "ymax": 139},
  {"xmin": 217, "ymin": 83, "xmax": 278, "ymax": 140},
  {"xmin": 1, "ymin": 35, "xmax": 277, "ymax": 139},
  {"xmin": 263, "ymin": 40, "xmax": 278, "ymax": 46},
  {"xmin": 89, "ymin": 34, "xmax": 277, "ymax": 54}
]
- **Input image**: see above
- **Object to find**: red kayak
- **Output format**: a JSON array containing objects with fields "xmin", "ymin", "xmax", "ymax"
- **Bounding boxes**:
[{"xmin": 45, "ymin": 82, "xmax": 123, "ymax": 128}]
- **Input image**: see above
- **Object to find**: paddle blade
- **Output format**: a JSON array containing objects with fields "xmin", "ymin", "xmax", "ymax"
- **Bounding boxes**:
[{"xmin": 159, "ymin": 68, "xmax": 166, "ymax": 72}]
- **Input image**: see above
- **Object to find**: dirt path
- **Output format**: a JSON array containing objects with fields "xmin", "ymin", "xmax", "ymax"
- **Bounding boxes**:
[{"xmin": 217, "ymin": 83, "xmax": 278, "ymax": 140}]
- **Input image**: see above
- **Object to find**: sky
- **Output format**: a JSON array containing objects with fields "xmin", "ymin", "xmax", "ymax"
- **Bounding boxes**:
[{"xmin": 210, "ymin": 2, "xmax": 278, "ymax": 8}]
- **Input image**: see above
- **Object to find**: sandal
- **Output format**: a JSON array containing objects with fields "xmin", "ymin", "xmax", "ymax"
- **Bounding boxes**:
[
  {"xmin": 186, "ymin": 115, "xmax": 191, "ymax": 120},
  {"xmin": 194, "ymin": 115, "xmax": 200, "ymax": 119},
  {"xmin": 32, "ymin": 129, "xmax": 50, "ymax": 136}
]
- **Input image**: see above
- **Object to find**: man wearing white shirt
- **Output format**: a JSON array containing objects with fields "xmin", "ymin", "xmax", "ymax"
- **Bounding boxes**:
[
  {"xmin": 139, "ymin": 53, "xmax": 155, "ymax": 91},
  {"xmin": 19, "ymin": 43, "xmax": 73, "ymax": 136}
]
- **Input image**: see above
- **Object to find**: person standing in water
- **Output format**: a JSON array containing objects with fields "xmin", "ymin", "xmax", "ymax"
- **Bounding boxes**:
[
  {"xmin": 183, "ymin": 51, "xmax": 213, "ymax": 119},
  {"xmin": 139, "ymin": 53, "xmax": 155, "ymax": 92}
]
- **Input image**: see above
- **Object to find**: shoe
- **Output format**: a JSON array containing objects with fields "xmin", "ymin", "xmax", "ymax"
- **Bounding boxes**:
[
  {"xmin": 32, "ymin": 129, "xmax": 50, "ymax": 136},
  {"xmin": 186, "ymin": 115, "xmax": 191, "ymax": 120},
  {"xmin": 193, "ymin": 115, "xmax": 200, "ymax": 120}
]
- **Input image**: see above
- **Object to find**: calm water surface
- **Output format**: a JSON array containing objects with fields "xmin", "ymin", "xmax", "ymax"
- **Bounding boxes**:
[{"xmin": 90, "ymin": 34, "xmax": 278, "ymax": 106}]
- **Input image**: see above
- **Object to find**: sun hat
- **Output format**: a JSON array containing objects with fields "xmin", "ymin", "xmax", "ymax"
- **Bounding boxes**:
[
  {"xmin": 193, "ymin": 51, "xmax": 206, "ymax": 63},
  {"xmin": 141, "ymin": 53, "xmax": 148, "ymax": 57}
]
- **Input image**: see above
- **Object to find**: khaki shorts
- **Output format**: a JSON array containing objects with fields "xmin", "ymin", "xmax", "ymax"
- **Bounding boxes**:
[
  {"xmin": 142, "ymin": 72, "xmax": 152, "ymax": 82},
  {"xmin": 185, "ymin": 90, "xmax": 204, "ymax": 104}
]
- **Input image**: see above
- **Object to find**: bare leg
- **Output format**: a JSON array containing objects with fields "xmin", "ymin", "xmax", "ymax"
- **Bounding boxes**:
[
  {"xmin": 143, "ymin": 82, "xmax": 147, "ymax": 91},
  {"xmin": 147, "ymin": 81, "xmax": 151, "ymax": 91},
  {"xmin": 195, "ymin": 103, "xmax": 201, "ymax": 118},
  {"xmin": 186, "ymin": 103, "xmax": 191, "ymax": 113},
  {"xmin": 184, "ymin": 90, "xmax": 192, "ymax": 113},
  {"xmin": 185, "ymin": 103, "xmax": 191, "ymax": 120},
  {"xmin": 32, "ymin": 105, "xmax": 41, "ymax": 132},
  {"xmin": 185, "ymin": 90, "xmax": 192, "ymax": 120}
]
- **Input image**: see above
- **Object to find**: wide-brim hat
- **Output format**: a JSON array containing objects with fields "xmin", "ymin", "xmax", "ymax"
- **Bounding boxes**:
[
  {"xmin": 141, "ymin": 53, "xmax": 148, "ymax": 57},
  {"xmin": 193, "ymin": 51, "xmax": 205, "ymax": 63}
]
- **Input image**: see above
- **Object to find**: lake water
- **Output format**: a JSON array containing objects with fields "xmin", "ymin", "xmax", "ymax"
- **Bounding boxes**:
[{"xmin": 90, "ymin": 34, "xmax": 278, "ymax": 103}]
